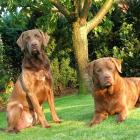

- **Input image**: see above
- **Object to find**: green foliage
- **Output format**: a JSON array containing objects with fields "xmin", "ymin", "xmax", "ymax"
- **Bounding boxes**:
[
  {"xmin": 94, "ymin": 21, "xmax": 139, "ymax": 60},
  {"xmin": 51, "ymin": 58, "xmax": 77, "ymax": 90},
  {"xmin": 45, "ymin": 16, "xmax": 77, "ymax": 93},
  {"xmin": 0, "ymin": 83, "xmax": 13, "ymax": 106},
  {"xmin": 47, "ymin": 36, "xmax": 77, "ymax": 93},
  {"xmin": 112, "ymin": 22, "xmax": 139, "ymax": 60},
  {"xmin": 0, "ymin": 35, "xmax": 13, "ymax": 106},
  {"xmin": 0, "ymin": 12, "xmax": 28, "ymax": 83},
  {"xmin": 0, "ymin": 35, "xmax": 10, "ymax": 91}
]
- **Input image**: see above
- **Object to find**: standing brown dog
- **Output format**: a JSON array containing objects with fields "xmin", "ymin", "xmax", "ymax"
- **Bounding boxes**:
[
  {"xmin": 86, "ymin": 57, "xmax": 140, "ymax": 126},
  {"xmin": 7, "ymin": 29, "xmax": 61, "ymax": 133}
]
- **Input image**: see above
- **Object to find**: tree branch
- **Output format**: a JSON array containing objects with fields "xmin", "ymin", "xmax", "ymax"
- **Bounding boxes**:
[
  {"xmin": 87, "ymin": 0, "xmax": 113, "ymax": 33},
  {"xmin": 77, "ymin": 0, "xmax": 81, "ymax": 16},
  {"xmin": 49, "ymin": 0, "xmax": 70, "ymax": 19},
  {"xmin": 70, "ymin": 0, "xmax": 80, "ymax": 18},
  {"xmin": 80, "ymin": 0, "xmax": 92, "ymax": 20},
  {"xmin": 70, "ymin": 0, "xmax": 84, "ymax": 18},
  {"xmin": 50, "ymin": 0, "xmax": 78, "ymax": 22}
]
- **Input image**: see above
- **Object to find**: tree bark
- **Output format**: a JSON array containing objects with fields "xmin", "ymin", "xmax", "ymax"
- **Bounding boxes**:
[{"xmin": 72, "ymin": 20, "xmax": 91, "ymax": 94}]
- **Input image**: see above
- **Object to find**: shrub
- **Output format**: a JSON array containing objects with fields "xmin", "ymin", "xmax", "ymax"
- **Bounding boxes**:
[
  {"xmin": 0, "ymin": 35, "xmax": 10, "ymax": 91},
  {"xmin": 0, "ymin": 35, "xmax": 13, "ymax": 109},
  {"xmin": 51, "ymin": 58, "xmax": 77, "ymax": 95}
]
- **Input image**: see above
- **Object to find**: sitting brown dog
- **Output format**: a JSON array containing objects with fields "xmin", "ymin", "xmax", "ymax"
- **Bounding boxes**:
[
  {"xmin": 87, "ymin": 57, "xmax": 140, "ymax": 126},
  {"xmin": 7, "ymin": 29, "xmax": 61, "ymax": 133}
]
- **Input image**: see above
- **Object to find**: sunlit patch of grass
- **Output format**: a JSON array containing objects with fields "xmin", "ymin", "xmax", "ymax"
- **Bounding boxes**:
[{"xmin": 1, "ymin": 94, "xmax": 140, "ymax": 140}]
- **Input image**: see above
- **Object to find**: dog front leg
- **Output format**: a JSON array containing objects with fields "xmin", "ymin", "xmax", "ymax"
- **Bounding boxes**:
[
  {"xmin": 89, "ymin": 111, "xmax": 108, "ymax": 126},
  {"xmin": 47, "ymin": 90, "xmax": 61, "ymax": 123},
  {"xmin": 116, "ymin": 107, "xmax": 128, "ymax": 123},
  {"xmin": 27, "ymin": 93, "xmax": 51, "ymax": 128}
]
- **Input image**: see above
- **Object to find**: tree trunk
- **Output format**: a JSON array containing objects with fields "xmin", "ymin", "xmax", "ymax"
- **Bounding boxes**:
[{"xmin": 72, "ymin": 20, "xmax": 91, "ymax": 94}]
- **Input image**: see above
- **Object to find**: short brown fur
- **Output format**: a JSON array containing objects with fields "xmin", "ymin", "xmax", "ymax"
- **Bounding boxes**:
[
  {"xmin": 87, "ymin": 57, "xmax": 140, "ymax": 126},
  {"xmin": 7, "ymin": 29, "xmax": 61, "ymax": 133}
]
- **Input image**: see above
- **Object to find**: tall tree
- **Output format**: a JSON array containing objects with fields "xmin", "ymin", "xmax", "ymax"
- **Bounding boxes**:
[{"xmin": 49, "ymin": 0, "xmax": 113, "ymax": 94}]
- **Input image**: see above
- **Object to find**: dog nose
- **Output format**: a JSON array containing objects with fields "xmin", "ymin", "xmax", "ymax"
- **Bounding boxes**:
[
  {"xmin": 104, "ymin": 74, "xmax": 111, "ymax": 80},
  {"xmin": 105, "ymin": 75, "xmax": 110, "ymax": 78},
  {"xmin": 31, "ymin": 42, "xmax": 38, "ymax": 47}
]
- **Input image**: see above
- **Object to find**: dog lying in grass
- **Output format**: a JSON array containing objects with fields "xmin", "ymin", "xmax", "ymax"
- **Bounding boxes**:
[{"xmin": 86, "ymin": 57, "xmax": 140, "ymax": 126}]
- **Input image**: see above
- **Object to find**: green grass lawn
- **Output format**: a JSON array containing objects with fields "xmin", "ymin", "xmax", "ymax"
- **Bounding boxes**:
[{"xmin": 1, "ymin": 94, "xmax": 140, "ymax": 140}]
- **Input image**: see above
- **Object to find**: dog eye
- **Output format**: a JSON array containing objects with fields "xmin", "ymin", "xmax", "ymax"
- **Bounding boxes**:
[
  {"xmin": 96, "ymin": 68, "xmax": 102, "ymax": 73},
  {"xmin": 108, "ymin": 67, "xmax": 113, "ymax": 70},
  {"xmin": 25, "ymin": 36, "xmax": 30, "ymax": 40},
  {"xmin": 34, "ymin": 34, "xmax": 40, "ymax": 38}
]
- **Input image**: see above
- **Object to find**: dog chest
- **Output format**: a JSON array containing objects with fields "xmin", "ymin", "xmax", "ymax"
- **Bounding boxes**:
[
  {"xmin": 94, "ymin": 91, "xmax": 122, "ymax": 114},
  {"xmin": 36, "ymin": 70, "xmax": 46, "ymax": 81}
]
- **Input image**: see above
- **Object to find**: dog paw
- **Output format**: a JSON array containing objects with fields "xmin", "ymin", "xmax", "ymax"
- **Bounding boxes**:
[
  {"xmin": 116, "ymin": 118, "xmax": 124, "ymax": 123},
  {"xmin": 89, "ymin": 121, "xmax": 98, "ymax": 127},
  {"xmin": 44, "ymin": 124, "xmax": 51, "ymax": 128},
  {"xmin": 53, "ymin": 119, "xmax": 62, "ymax": 123},
  {"xmin": 42, "ymin": 121, "xmax": 51, "ymax": 128},
  {"xmin": 116, "ymin": 116, "xmax": 125, "ymax": 123}
]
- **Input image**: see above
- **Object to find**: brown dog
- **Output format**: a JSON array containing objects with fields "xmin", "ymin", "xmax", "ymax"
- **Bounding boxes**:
[
  {"xmin": 87, "ymin": 57, "xmax": 140, "ymax": 126},
  {"xmin": 7, "ymin": 29, "xmax": 61, "ymax": 133}
]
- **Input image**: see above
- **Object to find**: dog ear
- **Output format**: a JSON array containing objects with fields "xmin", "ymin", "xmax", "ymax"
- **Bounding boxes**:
[
  {"xmin": 86, "ymin": 61, "xmax": 95, "ymax": 77},
  {"xmin": 110, "ymin": 57, "xmax": 122, "ymax": 73},
  {"xmin": 39, "ymin": 30, "xmax": 50, "ymax": 47},
  {"xmin": 17, "ymin": 32, "xmax": 25, "ymax": 51}
]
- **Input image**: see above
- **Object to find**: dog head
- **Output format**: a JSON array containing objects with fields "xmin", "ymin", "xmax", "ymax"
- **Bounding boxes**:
[
  {"xmin": 86, "ymin": 57, "xmax": 122, "ymax": 89},
  {"xmin": 17, "ymin": 29, "xmax": 50, "ymax": 56}
]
